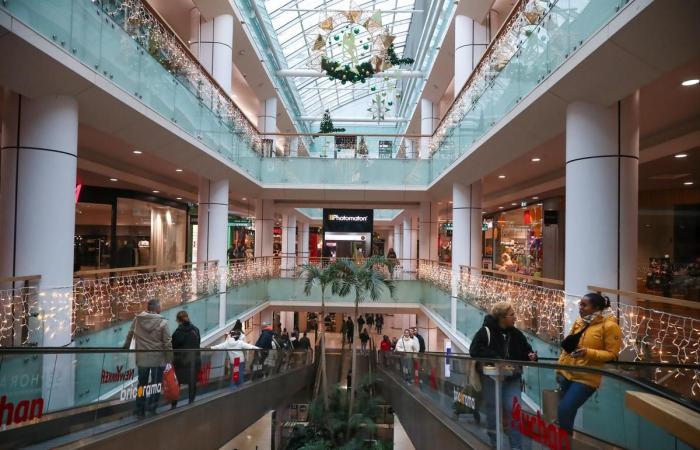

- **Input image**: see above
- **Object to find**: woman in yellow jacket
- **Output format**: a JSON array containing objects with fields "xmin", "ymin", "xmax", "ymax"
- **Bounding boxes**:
[{"xmin": 557, "ymin": 293, "xmax": 622, "ymax": 434}]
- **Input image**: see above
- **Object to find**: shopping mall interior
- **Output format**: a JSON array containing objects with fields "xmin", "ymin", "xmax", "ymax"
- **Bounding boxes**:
[{"xmin": 0, "ymin": 0, "xmax": 699, "ymax": 449}]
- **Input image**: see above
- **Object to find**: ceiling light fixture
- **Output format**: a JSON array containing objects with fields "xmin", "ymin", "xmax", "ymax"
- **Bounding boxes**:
[
  {"xmin": 498, "ymin": 206, "xmax": 504, "ymax": 209},
  {"xmin": 498, "ymin": 174, "xmax": 506, "ymax": 179},
  {"xmin": 109, "ymin": 178, "xmax": 118, "ymax": 182},
  {"xmin": 511, "ymin": 203, "xmax": 517, "ymax": 206},
  {"xmin": 175, "ymin": 168, "xmax": 183, "ymax": 172},
  {"xmin": 532, "ymin": 196, "xmax": 539, "ymax": 200},
  {"xmin": 684, "ymin": 181, "xmax": 694, "ymax": 186},
  {"xmin": 531, "ymin": 157, "xmax": 541, "ymax": 162},
  {"xmin": 674, "ymin": 153, "xmax": 688, "ymax": 158},
  {"xmin": 242, "ymin": 197, "xmax": 247, "ymax": 201},
  {"xmin": 132, "ymin": 150, "xmax": 142, "ymax": 155},
  {"xmin": 681, "ymin": 79, "xmax": 699, "ymax": 87},
  {"xmin": 176, "ymin": 197, "xmax": 182, "ymax": 200},
  {"xmin": 152, "ymin": 190, "xmax": 160, "ymax": 193}
]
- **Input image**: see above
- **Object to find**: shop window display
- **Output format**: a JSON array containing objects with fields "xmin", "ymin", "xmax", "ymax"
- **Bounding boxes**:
[
  {"xmin": 484, "ymin": 205, "xmax": 543, "ymax": 276},
  {"xmin": 75, "ymin": 203, "xmax": 113, "ymax": 271}
]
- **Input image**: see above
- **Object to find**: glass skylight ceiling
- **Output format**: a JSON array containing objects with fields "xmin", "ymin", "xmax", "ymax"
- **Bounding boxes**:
[{"xmin": 263, "ymin": 0, "xmax": 416, "ymax": 119}]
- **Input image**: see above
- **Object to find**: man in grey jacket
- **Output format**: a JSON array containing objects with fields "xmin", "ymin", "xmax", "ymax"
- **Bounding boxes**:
[{"xmin": 123, "ymin": 299, "xmax": 173, "ymax": 417}]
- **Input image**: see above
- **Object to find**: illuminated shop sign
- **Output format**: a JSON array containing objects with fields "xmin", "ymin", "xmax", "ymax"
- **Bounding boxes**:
[{"xmin": 323, "ymin": 209, "xmax": 373, "ymax": 233}]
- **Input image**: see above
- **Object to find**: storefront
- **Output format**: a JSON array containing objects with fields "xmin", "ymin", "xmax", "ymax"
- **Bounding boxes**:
[
  {"xmin": 483, "ymin": 203, "xmax": 544, "ymax": 276},
  {"xmin": 438, "ymin": 221, "xmax": 452, "ymax": 263},
  {"xmin": 75, "ymin": 187, "xmax": 188, "ymax": 271},
  {"xmin": 322, "ymin": 208, "xmax": 373, "ymax": 258}
]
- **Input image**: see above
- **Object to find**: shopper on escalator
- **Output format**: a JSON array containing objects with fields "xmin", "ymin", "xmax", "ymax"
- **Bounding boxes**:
[
  {"xmin": 557, "ymin": 293, "xmax": 621, "ymax": 435},
  {"xmin": 171, "ymin": 311, "xmax": 201, "ymax": 408},
  {"xmin": 469, "ymin": 302, "xmax": 537, "ymax": 450}
]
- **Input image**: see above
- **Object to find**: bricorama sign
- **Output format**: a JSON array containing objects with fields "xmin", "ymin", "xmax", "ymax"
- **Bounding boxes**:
[
  {"xmin": 323, "ymin": 208, "xmax": 373, "ymax": 233},
  {"xmin": 120, "ymin": 382, "xmax": 162, "ymax": 401}
]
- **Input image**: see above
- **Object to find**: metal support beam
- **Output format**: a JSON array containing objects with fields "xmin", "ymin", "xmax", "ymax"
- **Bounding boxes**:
[{"xmin": 277, "ymin": 69, "xmax": 425, "ymax": 78}]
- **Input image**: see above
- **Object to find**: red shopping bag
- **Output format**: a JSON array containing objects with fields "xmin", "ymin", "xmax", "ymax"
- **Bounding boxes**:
[
  {"xmin": 162, "ymin": 363, "xmax": 180, "ymax": 402},
  {"xmin": 232, "ymin": 357, "xmax": 240, "ymax": 383},
  {"xmin": 197, "ymin": 362, "xmax": 212, "ymax": 384}
]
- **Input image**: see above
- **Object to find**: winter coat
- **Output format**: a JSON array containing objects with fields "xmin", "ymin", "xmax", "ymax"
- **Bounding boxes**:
[
  {"xmin": 298, "ymin": 336, "xmax": 311, "ymax": 350},
  {"xmin": 212, "ymin": 336, "xmax": 259, "ymax": 363},
  {"xmin": 123, "ymin": 311, "xmax": 173, "ymax": 367},
  {"xmin": 469, "ymin": 315, "xmax": 534, "ymax": 362},
  {"xmin": 414, "ymin": 333, "xmax": 426, "ymax": 352},
  {"xmin": 360, "ymin": 331, "xmax": 370, "ymax": 343},
  {"xmin": 395, "ymin": 336, "xmax": 418, "ymax": 353},
  {"xmin": 558, "ymin": 315, "xmax": 622, "ymax": 388},
  {"xmin": 172, "ymin": 322, "xmax": 201, "ymax": 384},
  {"xmin": 380, "ymin": 340, "xmax": 392, "ymax": 352},
  {"xmin": 256, "ymin": 329, "xmax": 275, "ymax": 350}
]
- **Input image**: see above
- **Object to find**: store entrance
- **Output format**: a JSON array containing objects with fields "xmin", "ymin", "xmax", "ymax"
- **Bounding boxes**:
[{"xmin": 322, "ymin": 208, "xmax": 373, "ymax": 259}]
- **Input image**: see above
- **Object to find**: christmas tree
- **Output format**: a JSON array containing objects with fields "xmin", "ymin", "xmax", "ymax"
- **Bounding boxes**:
[
  {"xmin": 357, "ymin": 136, "xmax": 368, "ymax": 156},
  {"xmin": 319, "ymin": 109, "xmax": 345, "ymax": 133}
]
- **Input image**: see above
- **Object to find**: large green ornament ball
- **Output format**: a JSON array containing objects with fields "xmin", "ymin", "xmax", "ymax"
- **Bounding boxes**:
[{"xmin": 334, "ymin": 35, "xmax": 340, "ymax": 41}]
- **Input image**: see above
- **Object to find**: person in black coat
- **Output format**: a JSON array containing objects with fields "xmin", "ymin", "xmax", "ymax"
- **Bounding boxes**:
[
  {"xmin": 469, "ymin": 302, "xmax": 537, "ymax": 449},
  {"xmin": 171, "ymin": 311, "xmax": 201, "ymax": 408}
]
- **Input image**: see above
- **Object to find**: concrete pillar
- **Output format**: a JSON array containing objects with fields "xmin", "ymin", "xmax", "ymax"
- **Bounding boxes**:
[
  {"xmin": 420, "ymin": 99, "xmax": 438, "ymax": 158},
  {"xmin": 452, "ymin": 181, "xmax": 483, "ymax": 272},
  {"xmin": 0, "ymin": 93, "xmax": 78, "ymax": 347},
  {"xmin": 189, "ymin": 10, "xmax": 234, "ymax": 94},
  {"xmin": 0, "ymin": 93, "xmax": 78, "ymax": 409},
  {"xmin": 454, "ymin": 15, "xmax": 488, "ymax": 98},
  {"xmin": 393, "ymin": 224, "xmax": 403, "ymax": 259},
  {"xmin": 289, "ymin": 136, "xmax": 299, "ymax": 157},
  {"xmin": 565, "ymin": 93, "xmax": 639, "ymax": 330},
  {"xmin": 281, "ymin": 213, "xmax": 297, "ymax": 271},
  {"xmin": 197, "ymin": 177, "xmax": 229, "ymax": 326},
  {"xmin": 402, "ymin": 215, "xmax": 418, "ymax": 272},
  {"xmin": 419, "ymin": 202, "xmax": 439, "ymax": 261},
  {"xmin": 258, "ymin": 97, "xmax": 277, "ymax": 155},
  {"xmin": 301, "ymin": 222, "xmax": 310, "ymax": 264},
  {"xmin": 254, "ymin": 199, "xmax": 274, "ymax": 258}
]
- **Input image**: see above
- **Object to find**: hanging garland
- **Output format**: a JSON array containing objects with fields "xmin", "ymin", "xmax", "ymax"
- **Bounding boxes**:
[{"xmin": 321, "ymin": 44, "xmax": 414, "ymax": 84}]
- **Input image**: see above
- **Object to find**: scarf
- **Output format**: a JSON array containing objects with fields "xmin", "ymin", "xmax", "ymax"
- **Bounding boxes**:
[{"xmin": 581, "ymin": 309, "xmax": 612, "ymax": 324}]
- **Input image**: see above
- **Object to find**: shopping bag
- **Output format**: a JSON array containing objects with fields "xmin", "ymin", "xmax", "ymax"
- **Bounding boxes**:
[
  {"xmin": 542, "ymin": 389, "xmax": 559, "ymax": 422},
  {"xmin": 197, "ymin": 361, "xmax": 212, "ymax": 384},
  {"xmin": 232, "ymin": 357, "xmax": 241, "ymax": 383},
  {"xmin": 162, "ymin": 363, "xmax": 180, "ymax": 402}
]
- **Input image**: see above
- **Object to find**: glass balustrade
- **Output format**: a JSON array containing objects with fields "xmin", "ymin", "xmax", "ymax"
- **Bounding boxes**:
[
  {"xmin": 0, "ymin": 348, "xmax": 312, "ymax": 447},
  {"xmin": 379, "ymin": 352, "xmax": 698, "ymax": 450},
  {"xmin": 0, "ymin": 0, "xmax": 635, "ymax": 187}
]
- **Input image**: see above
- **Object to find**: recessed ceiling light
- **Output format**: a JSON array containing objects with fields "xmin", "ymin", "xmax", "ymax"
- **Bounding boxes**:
[
  {"xmin": 531, "ymin": 157, "xmax": 541, "ymax": 162},
  {"xmin": 132, "ymin": 150, "xmax": 142, "ymax": 154},
  {"xmin": 684, "ymin": 181, "xmax": 694, "ymax": 186},
  {"xmin": 681, "ymin": 79, "xmax": 699, "ymax": 87},
  {"xmin": 498, "ymin": 175, "xmax": 506, "ymax": 179},
  {"xmin": 448, "ymin": 201, "xmax": 453, "ymax": 204},
  {"xmin": 242, "ymin": 197, "xmax": 247, "ymax": 201},
  {"xmin": 498, "ymin": 206, "xmax": 504, "ymax": 209},
  {"xmin": 176, "ymin": 197, "xmax": 182, "ymax": 200},
  {"xmin": 532, "ymin": 196, "xmax": 539, "ymax": 200},
  {"xmin": 674, "ymin": 153, "xmax": 688, "ymax": 158},
  {"xmin": 175, "ymin": 168, "xmax": 183, "ymax": 172},
  {"xmin": 152, "ymin": 190, "xmax": 160, "ymax": 193},
  {"xmin": 511, "ymin": 203, "xmax": 517, "ymax": 206},
  {"xmin": 109, "ymin": 178, "xmax": 118, "ymax": 182}
]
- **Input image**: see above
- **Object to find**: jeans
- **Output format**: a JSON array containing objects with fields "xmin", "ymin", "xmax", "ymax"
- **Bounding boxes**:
[
  {"xmin": 482, "ymin": 376, "xmax": 529, "ymax": 450},
  {"xmin": 136, "ymin": 366, "xmax": 163, "ymax": 416},
  {"xmin": 557, "ymin": 376, "xmax": 596, "ymax": 434},
  {"xmin": 361, "ymin": 342, "xmax": 367, "ymax": 353}
]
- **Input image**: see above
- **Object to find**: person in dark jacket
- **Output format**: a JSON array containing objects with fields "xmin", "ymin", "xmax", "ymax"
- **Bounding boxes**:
[
  {"xmin": 412, "ymin": 327, "xmax": 426, "ymax": 353},
  {"xmin": 470, "ymin": 302, "xmax": 536, "ymax": 450},
  {"xmin": 345, "ymin": 317, "xmax": 354, "ymax": 344},
  {"xmin": 171, "ymin": 311, "xmax": 201, "ymax": 408}
]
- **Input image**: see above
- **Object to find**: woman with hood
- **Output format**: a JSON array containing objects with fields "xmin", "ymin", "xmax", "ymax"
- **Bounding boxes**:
[
  {"xmin": 171, "ymin": 311, "xmax": 201, "ymax": 408},
  {"xmin": 212, "ymin": 330, "xmax": 260, "ymax": 387},
  {"xmin": 470, "ymin": 302, "xmax": 536, "ymax": 450},
  {"xmin": 557, "ymin": 293, "xmax": 621, "ymax": 436}
]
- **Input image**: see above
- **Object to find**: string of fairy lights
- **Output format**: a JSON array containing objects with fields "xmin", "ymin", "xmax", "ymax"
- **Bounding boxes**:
[
  {"xmin": 101, "ymin": 0, "xmax": 262, "ymax": 151},
  {"xmin": 416, "ymin": 260, "xmax": 700, "ymax": 399},
  {"xmin": 430, "ymin": 0, "xmax": 551, "ymax": 155}
]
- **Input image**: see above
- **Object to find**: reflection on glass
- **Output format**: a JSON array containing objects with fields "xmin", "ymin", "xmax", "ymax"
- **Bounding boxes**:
[{"xmin": 75, "ymin": 202, "xmax": 113, "ymax": 271}]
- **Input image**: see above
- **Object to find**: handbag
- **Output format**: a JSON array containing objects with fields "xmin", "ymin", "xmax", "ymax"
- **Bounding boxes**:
[
  {"xmin": 162, "ymin": 363, "xmax": 180, "ymax": 402},
  {"xmin": 542, "ymin": 389, "xmax": 559, "ymax": 422},
  {"xmin": 561, "ymin": 322, "xmax": 590, "ymax": 354}
]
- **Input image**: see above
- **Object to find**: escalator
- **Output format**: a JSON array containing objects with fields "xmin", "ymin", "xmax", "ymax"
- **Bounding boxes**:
[
  {"xmin": 0, "ymin": 348, "xmax": 314, "ymax": 449},
  {"xmin": 377, "ymin": 352, "xmax": 700, "ymax": 450}
]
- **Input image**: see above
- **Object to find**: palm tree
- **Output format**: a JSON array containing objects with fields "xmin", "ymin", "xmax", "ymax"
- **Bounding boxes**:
[
  {"xmin": 333, "ymin": 256, "xmax": 395, "ymax": 433},
  {"xmin": 300, "ymin": 262, "xmax": 342, "ymax": 410}
]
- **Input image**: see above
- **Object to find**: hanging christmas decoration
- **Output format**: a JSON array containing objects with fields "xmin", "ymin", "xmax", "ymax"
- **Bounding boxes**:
[{"xmin": 318, "ymin": 109, "xmax": 346, "ymax": 133}]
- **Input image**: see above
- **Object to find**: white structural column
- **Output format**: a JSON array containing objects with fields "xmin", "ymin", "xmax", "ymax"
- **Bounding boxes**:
[
  {"xmin": 0, "ymin": 94, "xmax": 78, "ymax": 409},
  {"xmin": 452, "ymin": 181, "xmax": 482, "ymax": 329},
  {"xmin": 420, "ymin": 99, "xmax": 438, "ymax": 158},
  {"xmin": 402, "ymin": 215, "xmax": 419, "ymax": 272},
  {"xmin": 300, "ymin": 222, "xmax": 310, "ymax": 264},
  {"xmin": 565, "ymin": 93, "xmax": 639, "ymax": 330},
  {"xmin": 393, "ymin": 224, "xmax": 403, "ymax": 259},
  {"xmin": 454, "ymin": 15, "xmax": 488, "ymax": 98},
  {"xmin": 0, "ymin": 94, "xmax": 78, "ymax": 347},
  {"xmin": 419, "ymin": 202, "xmax": 439, "ymax": 261},
  {"xmin": 289, "ymin": 136, "xmax": 299, "ymax": 157},
  {"xmin": 281, "ymin": 213, "xmax": 297, "ymax": 271},
  {"xmin": 258, "ymin": 97, "xmax": 277, "ymax": 155},
  {"xmin": 189, "ymin": 9, "xmax": 234, "ymax": 93},
  {"xmin": 254, "ymin": 199, "xmax": 274, "ymax": 258},
  {"xmin": 197, "ymin": 177, "xmax": 229, "ymax": 326}
]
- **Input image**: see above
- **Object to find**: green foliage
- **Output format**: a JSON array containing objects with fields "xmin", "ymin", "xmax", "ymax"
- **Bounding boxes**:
[
  {"xmin": 318, "ymin": 110, "xmax": 346, "ymax": 133},
  {"xmin": 321, "ymin": 44, "xmax": 414, "ymax": 85}
]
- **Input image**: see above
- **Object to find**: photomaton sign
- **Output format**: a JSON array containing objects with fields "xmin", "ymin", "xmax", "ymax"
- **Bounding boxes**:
[{"xmin": 323, "ymin": 209, "xmax": 373, "ymax": 233}]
